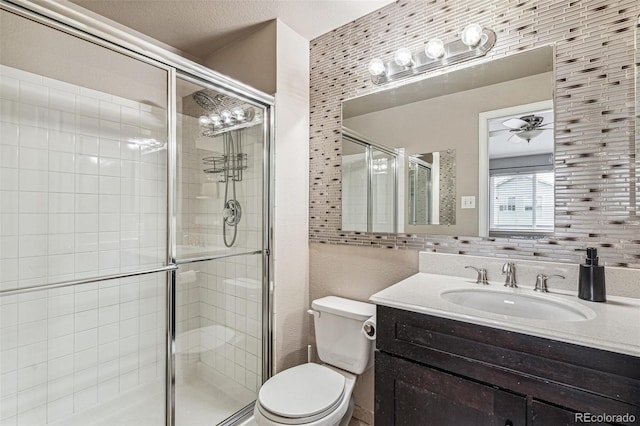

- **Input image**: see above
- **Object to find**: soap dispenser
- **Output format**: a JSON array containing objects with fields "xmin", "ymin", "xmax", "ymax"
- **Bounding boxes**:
[{"xmin": 577, "ymin": 247, "xmax": 606, "ymax": 302}]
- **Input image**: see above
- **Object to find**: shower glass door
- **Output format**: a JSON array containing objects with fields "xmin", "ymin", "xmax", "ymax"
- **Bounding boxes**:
[
  {"xmin": 174, "ymin": 77, "xmax": 266, "ymax": 425},
  {"xmin": 0, "ymin": 7, "xmax": 169, "ymax": 426}
]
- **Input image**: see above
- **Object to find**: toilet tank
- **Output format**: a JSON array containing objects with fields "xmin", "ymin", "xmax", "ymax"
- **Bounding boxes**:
[{"xmin": 311, "ymin": 296, "xmax": 376, "ymax": 375}]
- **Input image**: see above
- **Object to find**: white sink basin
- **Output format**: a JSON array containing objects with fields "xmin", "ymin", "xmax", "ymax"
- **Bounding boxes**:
[{"xmin": 441, "ymin": 289, "xmax": 596, "ymax": 321}]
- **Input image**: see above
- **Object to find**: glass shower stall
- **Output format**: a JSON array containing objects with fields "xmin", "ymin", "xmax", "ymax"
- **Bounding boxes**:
[{"xmin": 0, "ymin": 2, "xmax": 272, "ymax": 425}]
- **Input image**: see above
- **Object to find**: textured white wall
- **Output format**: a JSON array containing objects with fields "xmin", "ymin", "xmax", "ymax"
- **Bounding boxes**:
[
  {"xmin": 272, "ymin": 20, "xmax": 310, "ymax": 373},
  {"xmin": 203, "ymin": 21, "xmax": 278, "ymax": 96}
]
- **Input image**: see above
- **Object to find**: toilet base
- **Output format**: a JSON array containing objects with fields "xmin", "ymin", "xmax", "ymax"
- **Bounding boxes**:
[{"xmin": 338, "ymin": 396, "xmax": 354, "ymax": 426}]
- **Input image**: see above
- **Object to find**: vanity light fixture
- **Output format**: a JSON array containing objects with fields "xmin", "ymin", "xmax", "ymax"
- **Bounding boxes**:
[
  {"xmin": 424, "ymin": 39, "xmax": 445, "ymax": 59},
  {"xmin": 368, "ymin": 58, "xmax": 386, "ymax": 76},
  {"xmin": 394, "ymin": 47, "xmax": 413, "ymax": 67},
  {"xmin": 461, "ymin": 23, "xmax": 484, "ymax": 47},
  {"xmin": 368, "ymin": 25, "xmax": 496, "ymax": 85}
]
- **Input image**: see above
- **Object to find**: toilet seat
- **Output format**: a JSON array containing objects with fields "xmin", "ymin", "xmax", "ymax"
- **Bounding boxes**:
[{"xmin": 257, "ymin": 363, "xmax": 346, "ymax": 425}]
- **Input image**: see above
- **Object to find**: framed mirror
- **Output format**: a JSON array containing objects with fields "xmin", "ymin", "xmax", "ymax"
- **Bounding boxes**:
[
  {"xmin": 342, "ymin": 46, "xmax": 554, "ymax": 237},
  {"xmin": 636, "ymin": 15, "xmax": 640, "ymax": 214}
]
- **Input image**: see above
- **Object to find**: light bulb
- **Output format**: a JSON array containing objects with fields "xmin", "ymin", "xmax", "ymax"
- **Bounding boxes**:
[
  {"xmin": 368, "ymin": 58, "xmax": 385, "ymax": 76},
  {"xmin": 425, "ymin": 39, "xmax": 445, "ymax": 59},
  {"xmin": 461, "ymin": 23, "xmax": 483, "ymax": 47},
  {"xmin": 232, "ymin": 107, "xmax": 245, "ymax": 121},
  {"xmin": 220, "ymin": 110, "xmax": 233, "ymax": 124},
  {"xmin": 393, "ymin": 48, "xmax": 413, "ymax": 67},
  {"xmin": 198, "ymin": 115, "xmax": 210, "ymax": 126},
  {"xmin": 243, "ymin": 107, "xmax": 255, "ymax": 121},
  {"xmin": 209, "ymin": 114, "xmax": 221, "ymax": 126}
]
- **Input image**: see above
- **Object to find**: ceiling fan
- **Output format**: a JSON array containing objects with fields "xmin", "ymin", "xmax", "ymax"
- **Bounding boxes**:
[{"xmin": 490, "ymin": 114, "xmax": 553, "ymax": 143}]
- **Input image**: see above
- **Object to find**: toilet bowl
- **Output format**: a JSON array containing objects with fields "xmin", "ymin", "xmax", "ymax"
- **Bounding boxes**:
[
  {"xmin": 254, "ymin": 363, "xmax": 356, "ymax": 426},
  {"xmin": 254, "ymin": 296, "xmax": 375, "ymax": 426}
]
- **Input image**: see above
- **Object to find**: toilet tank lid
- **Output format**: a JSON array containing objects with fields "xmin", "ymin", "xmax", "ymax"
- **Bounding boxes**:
[{"xmin": 312, "ymin": 296, "xmax": 375, "ymax": 321}]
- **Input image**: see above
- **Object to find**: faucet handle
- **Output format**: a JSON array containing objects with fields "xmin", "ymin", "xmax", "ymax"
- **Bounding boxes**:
[
  {"xmin": 465, "ymin": 266, "xmax": 489, "ymax": 285},
  {"xmin": 501, "ymin": 262, "xmax": 517, "ymax": 288},
  {"xmin": 534, "ymin": 274, "xmax": 565, "ymax": 292}
]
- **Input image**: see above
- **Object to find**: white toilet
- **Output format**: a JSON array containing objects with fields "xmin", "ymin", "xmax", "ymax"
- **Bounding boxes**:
[{"xmin": 254, "ymin": 296, "xmax": 376, "ymax": 426}]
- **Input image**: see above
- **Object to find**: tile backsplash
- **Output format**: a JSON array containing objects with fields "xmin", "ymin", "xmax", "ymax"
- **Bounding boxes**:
[{"xmin": 309, "ymin": 0, "xmax": 640, "ymax": 268}]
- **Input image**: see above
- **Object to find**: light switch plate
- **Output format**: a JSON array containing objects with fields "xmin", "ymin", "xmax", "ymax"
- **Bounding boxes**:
[{"xmin": 461, "ymin": 196, "xmax": 475, "ymax": 209}]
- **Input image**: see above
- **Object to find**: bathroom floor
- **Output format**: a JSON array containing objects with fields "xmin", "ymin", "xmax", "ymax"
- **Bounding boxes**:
[
  {"xmin": 176, "ymin": 376, "xmax": 254, "ymax": 425},
  {"xmin": 50, "ymin": 375, "xmax": 252, "ymax": 426},
  {"xmin": 348, "ymin": 419, "xmax": 371, "ymax": 426}
]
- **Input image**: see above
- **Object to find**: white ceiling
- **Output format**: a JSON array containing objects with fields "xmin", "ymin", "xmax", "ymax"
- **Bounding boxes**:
[{"xmin": 69, "ymin": 0, "xmax": 394, "ymax": 59}]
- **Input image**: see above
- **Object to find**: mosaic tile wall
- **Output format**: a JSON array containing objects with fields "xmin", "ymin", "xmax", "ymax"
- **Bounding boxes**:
[
  {"xmin": 309, "ymin": 0, "xmax": 640, "ymax": 268},
  {"xmin": 438, "ymin": 150, "xmax": 456, "ymax": 225}
]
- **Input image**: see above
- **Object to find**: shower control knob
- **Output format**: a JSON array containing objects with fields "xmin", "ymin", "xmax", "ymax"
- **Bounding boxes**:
[{"xmin": 223, "ymin": 200, "xmax": 242, "ymax": 226}]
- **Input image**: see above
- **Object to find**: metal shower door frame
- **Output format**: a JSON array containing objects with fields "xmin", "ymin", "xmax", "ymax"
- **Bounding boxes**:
[{"xmin": 0, "ymin": 2, "xmax": 275, "ymax": 426}]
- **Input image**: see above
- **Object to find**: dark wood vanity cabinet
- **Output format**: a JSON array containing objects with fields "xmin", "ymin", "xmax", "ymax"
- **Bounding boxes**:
[{"xmin": 375, "ymin": 306, "xmax": 640, "ymax": 426}]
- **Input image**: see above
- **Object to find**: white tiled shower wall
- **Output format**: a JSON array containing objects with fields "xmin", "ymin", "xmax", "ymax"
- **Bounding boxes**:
[
  {"xmin": 0, "ymin": 65, "xmax": 167, "ymax": 425},
  {"xmin": 0, "ymin": 64, "xmax": 167, "ymax": 287},
  {"xmin": 177, "ymin": 257, "xmax": 262, "ymax": 395},
  {"xmin": 175, "ymin": 107, "xmax": 263, "ymax": 396},
  {"xmin": 177, "ymin": 114, "xmax": 262, "ymax": 253},
  {"xmin": 0, "ymin": 274, "xmax": 166, "ymax": 426}
]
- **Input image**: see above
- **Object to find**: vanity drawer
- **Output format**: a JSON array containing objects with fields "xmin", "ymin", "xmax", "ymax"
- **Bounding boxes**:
[{"xmin": 376, "ymin": 305, "xmax": 640, "ymax": 408}]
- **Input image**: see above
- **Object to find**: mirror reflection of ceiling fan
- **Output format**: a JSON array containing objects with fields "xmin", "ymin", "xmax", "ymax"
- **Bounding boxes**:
[{"xmin": 489, "ymin": 114, "xmax": 553, "ymax": 143}]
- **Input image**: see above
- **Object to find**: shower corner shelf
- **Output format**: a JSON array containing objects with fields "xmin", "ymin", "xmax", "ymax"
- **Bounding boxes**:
[{"xmin": 203, "ymin": 154, "xmax": 248, "ymax": 174}]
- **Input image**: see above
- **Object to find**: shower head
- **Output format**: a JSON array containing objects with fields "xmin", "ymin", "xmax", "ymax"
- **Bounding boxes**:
[{"xmin": 192, "ymin": 91, "xmax": 224, "ymax": 112}]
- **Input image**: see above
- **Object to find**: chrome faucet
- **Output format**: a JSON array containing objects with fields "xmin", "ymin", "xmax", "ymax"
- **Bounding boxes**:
[
  {"xmin": 465, "ymin": 266, "xmax": 489, "ymax": 285},
  {"xmin": 534, "ymin": 274, "xmax": 565, "ymax": 293},
  {"xmin": 502, "ymin": 262, "xmax": 517, "ymax": 288}
]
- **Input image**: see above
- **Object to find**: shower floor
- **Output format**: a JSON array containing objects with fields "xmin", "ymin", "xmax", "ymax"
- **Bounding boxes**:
[{"xmin": 53, "ymin": 369, "xmax": 254, "ymax": 426}]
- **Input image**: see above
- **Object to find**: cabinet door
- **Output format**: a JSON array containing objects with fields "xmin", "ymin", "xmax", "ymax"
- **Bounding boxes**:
[
  {"xmin": 531, "ymin": 400, "xmax": 625, "ymax": 426},
  {"xmin": 376, "ymin": 352, "xmax": 526, "ymax": 426}
]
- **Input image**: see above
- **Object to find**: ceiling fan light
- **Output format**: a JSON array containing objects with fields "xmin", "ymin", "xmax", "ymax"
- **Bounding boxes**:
[
  {"xmin": 515, "ymin": 129, "xmax": 543, "ymax": 142},
  {"xmin": 461, "ymin": 23, "xmax": 483, "ymax": 47},
  {"xmin": 394, "ymin": 47, "xmax": 413, "ymax": 67},
  {"xmin": 425, "ymin": 39, "xmax": 445, "ymax": 59}
]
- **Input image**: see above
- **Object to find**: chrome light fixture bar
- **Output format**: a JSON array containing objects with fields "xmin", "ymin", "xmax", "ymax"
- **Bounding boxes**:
[{"xmin": 369, "ymin": 26, "xmax": 497, "ymax": 85}]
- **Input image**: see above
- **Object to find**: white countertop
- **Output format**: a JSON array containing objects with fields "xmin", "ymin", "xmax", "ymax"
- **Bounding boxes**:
[{"xmin": 370, "ymin": 272, "xmax": 640, "ymax": 358}]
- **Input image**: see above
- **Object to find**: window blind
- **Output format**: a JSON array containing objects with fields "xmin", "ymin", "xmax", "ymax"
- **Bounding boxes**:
[{"xmin": 489, "ymin": 171, "xmax": 554, "ymax": 233}]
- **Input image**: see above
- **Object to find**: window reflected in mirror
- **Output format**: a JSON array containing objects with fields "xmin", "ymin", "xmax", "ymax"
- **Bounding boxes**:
[{"xmin": 480, "ymin": 101, "xmax": 554, "ymax": 237}]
